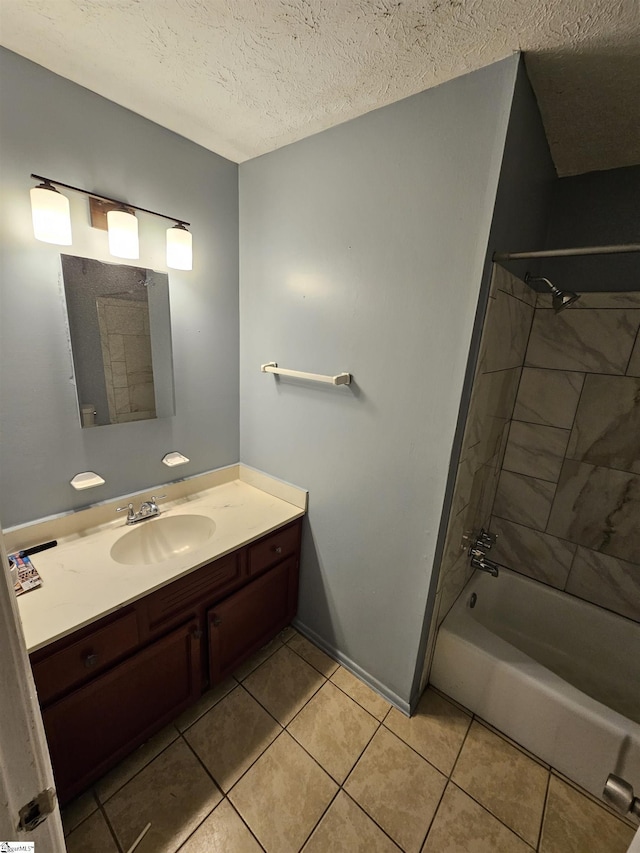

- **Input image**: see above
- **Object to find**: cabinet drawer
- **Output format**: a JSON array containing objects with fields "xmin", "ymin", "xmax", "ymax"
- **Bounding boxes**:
[
  {"xmin": 144, "ymin": 552, "xmax": 241, "ymax": 633},
  {"xmin": 248, "ymin": 522, "xmax": 300, "ymax": 577},
  {"xmin": 31, "ymin": 609, "xmax": 139, "ymax": 706}
]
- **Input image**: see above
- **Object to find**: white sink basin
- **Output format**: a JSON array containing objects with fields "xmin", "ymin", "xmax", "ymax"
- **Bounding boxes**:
[{"xmin": 110, "ymin": 514, "xmax": 216, "ymax": 566}]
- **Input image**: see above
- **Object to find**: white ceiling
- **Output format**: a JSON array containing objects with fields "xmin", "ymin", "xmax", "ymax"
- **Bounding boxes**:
[{"xmin": 1, "ymin": 0, "xmax": 639, "ymax": 175}]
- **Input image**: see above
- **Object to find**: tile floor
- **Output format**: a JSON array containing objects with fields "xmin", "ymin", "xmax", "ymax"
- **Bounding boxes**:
[{"xmin": 62, "ymin": 627, "xmax": 637, "ymax": 853}]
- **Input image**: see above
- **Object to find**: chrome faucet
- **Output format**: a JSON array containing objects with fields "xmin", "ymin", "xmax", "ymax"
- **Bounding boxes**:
[
  {"xmin": 116, "ymin": 495, "xmax": 166, "ymax": 525},
  {"xmin": 468, "ymin": 528, "xmax": 499, "ymax": 577}
]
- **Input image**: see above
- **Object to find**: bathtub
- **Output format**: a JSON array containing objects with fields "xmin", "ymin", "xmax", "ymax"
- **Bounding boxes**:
[{"xmin": 430, "ymin": 567, "xmax": 640, "ymax": 802}]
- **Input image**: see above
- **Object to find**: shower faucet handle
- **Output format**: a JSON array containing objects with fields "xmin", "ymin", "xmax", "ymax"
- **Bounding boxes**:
[{"xmin": 475, "ymin": 528, "xmax": 497, "ymax": 549}]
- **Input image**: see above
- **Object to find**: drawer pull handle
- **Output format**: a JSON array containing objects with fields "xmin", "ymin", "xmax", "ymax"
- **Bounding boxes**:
[
  {"xmin": 273, "ymin": 546, "xmax": 282, "ymax": 554},
  {"xmin": 211, "ymin": 616, "xmax": 222, "ymax": 627},
  {"xmin": 84, "ymin": 653, "xmax": 99, "ymax": 669}
]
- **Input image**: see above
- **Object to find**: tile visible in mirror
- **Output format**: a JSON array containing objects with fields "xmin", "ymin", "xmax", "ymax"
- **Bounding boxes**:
[
  {"xmin": 513, "ymin": 367, "xmax": 585, "ymax": 428},
  {"xmin": 452, "ymin": 720, "xmax": 548, "ymax": 846},
  {"xmin": 566, "ymin": 547, "xmax": 640, "ymax": 624},
  {"xmin": 345, "ymin": 727, "xmax": 446, "ymax": 853},
  {"xmin": 503, "ymin": 421, "xmax": 570, "ymax": 482},
  {"xmin": 565, "ymin": 374, "xmax": 640, "ymax": 473},
  {"xmin": 493, "ymin": 470, "xmax": 556, "ymax": 529},
  {"xmin": 525, "ymin": 308, "xmax": 639, "ymax": 374},
  {"xmin": 490, "ymin": 517, "xmax": 575, "ymax": 588},
  {"xmin": 422, "ymin": 782, "xmax": 532, "ymax": 853},
  {"xmin": 547, "ymin": 461, "xmax": 640, "ymax": 563},
  {"xmin": 540, "ymin": 775, "xmax": 635, "ymax": 853}
]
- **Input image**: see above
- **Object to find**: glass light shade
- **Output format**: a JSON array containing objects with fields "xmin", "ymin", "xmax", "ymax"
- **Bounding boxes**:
[
  {"xmin": 30, "ymin": 184, "xmax": 72, "ymax": 245},
  {"xmin": 166, "ymin": 224, "xmax": 193, "ymax": 270},
  {"xmin": 107, "ymin": 208, "xmax": 139, "ymax": 259}
]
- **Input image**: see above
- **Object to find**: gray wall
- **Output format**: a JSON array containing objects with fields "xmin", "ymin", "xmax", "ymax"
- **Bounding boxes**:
[
  {"xmin": 543, "ymin": 165, "xmax": 640, "ymax": 292},
  {"xmin": 0, "ymin": 48, "xmax": 239, "ymax": 527},
  {"xmin": 238, "ymin": 57, "xmax": 520, "ymax": 708}
]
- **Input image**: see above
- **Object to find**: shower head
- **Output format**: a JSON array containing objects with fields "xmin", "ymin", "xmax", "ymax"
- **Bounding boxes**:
[{"xmin": 523, "ymin": 273, "xmax": 581, "ymax": 313}]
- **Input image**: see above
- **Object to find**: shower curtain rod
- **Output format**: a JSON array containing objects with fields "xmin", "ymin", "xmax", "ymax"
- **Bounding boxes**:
[{"xmin": 493, "ymin": 244, "xmax": 640, "ymax": 261}]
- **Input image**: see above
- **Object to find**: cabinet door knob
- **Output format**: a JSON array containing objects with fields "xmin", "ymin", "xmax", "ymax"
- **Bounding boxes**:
[
  {"xmin": 211, "ymin": 615, "xmax": 222, "ymax": 627},
  {"xmin": 191, "ymin": 628, "xmax": 203, "ymax": 640},
  {"xmin": 84, "ymin": 653, "xmax": 98, "ymax": 669},
  {"xmin": 273, "ymin": 546, "xmax": 282, "ymax": 554}
]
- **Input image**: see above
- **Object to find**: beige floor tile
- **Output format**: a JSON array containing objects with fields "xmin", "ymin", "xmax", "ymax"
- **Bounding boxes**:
[
  {"xmin": 179, "ymin": 798, "xmax": 262, "ymax": 853},
  {"xmin": 344, "ymin": 726, "xmax": 446, "ymax": 853},
  {"xmin": 95, "ymin": 722, "xmax": 179, "ymax": 802},
  {"xmin": 385, "ymin": 687, "xmax": 471, "ymax": 775},
  {"xmin": 61, "ymin": 789, "xmax": 98, "ymax": 836},
  {"xmin": 330, "ymin": 665, "xmax": 391, "ymax": 720},
  {"xmin": 303, "ymin": 790, "xmax": 400, "ymax": 852},
  {"xmin": 103, "ymin": 738, "xmax": 221, "ymax": 853},
  {"xmin": 452, "ymin": 720, "xmax": 548, "ymax": 846},
  {"xmin": 540, "ymin": 774, "xmax": 635, "ymax": 853},
  {"xmin": 422, "ymin": 783, "xmax": 533, "ymax": 853},
  {"xmin": 288, "ymin": 681, "xmax": 378, "ymax": 783},
  {"xmin": 229, "ymin": 731, "xmax": 338, "ymax": 853},
  {"xmin": 65, "ymin": 809, "xmax": 119, "ymax": 853},
  {"xmin": 233, "ymin": 635, "xmax": 283, "ymax": 680},
  {"xmin": 279, "ymin": 625, "xmax": 298, "ymax": 642},
  {"xmin": 287, "ymin": 632, "xmax": 339, "ymax": 676},
  {"xmin": 174, "ymin": 677, "xmax": 236, "ymax": 732},
  {"xmin": 243, "ymin": 644, "xmax": 325, "ymax": 725},
  {"xmin": 185, "ymin": 685, "xmax": 281, "ymax": 791}
]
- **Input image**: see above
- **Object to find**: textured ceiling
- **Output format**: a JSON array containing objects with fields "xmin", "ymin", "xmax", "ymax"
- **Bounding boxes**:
[{"xmin": 1, "ymin": 0, "xmax": 639, "ymax": 174}]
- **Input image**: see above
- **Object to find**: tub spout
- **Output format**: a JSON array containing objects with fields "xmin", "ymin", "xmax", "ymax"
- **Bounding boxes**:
[{"xmin": 469, "ymin": 549, "xmax": 499, "ymax": 577}]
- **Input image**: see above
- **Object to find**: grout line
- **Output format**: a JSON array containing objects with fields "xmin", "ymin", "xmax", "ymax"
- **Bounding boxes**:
[
  {"xmin": 224, "ymin": 797, "xmax": 268, "ymax": 852},
  {"xmin": 296, "ymin": 787, "xmax": 341, "ymax": 851},
  {"xmin": 623, "ymin": 323, "xmax": 640, "ymax": 375},
  {"xmin": 95, "ymin": 794, "xmax": 125, "ymax": 853},
  {"xmin": 448, "ymin": 780, "xmax": 538, "ymax": 849},
  {"xmin": 339, "ymin": 790, "xmax": 404, "ymax": 851},
  {"xmin": 536, "ymin": 772, "xmax": 552, "ymax": 851}
]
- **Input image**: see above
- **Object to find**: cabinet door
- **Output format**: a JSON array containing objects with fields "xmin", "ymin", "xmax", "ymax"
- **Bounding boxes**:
[
  {"xmin": 42, "ymin": 621, "xmax": 201, "ymax": 805},
  {"xmin": 208, "ymin": 557, "xmax": 296, "ymax": 683}
]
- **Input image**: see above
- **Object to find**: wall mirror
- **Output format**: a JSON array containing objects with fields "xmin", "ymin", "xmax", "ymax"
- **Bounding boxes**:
[{"xmin": 61, "ymin": 255, "xmax": 175, "ymax": 428}]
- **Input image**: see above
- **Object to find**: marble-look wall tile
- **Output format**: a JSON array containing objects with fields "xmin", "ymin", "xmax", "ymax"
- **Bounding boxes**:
[
  {"xmin": 490, "ymin": 264, "xmax": 537, "ymax": 306},
  {"xmin": 566, "ymin": 374, "xmax": 640, "ymax": 474},
  {"xmin": 463, "ymin": 368, "xmax": 520, "ymax": 467},
  {"xmin": 570, "ymin": 291, "xmax": 640, "ymax": 310},
  {"xmin": 492, "ymin": 470, "xmax": 556, "ymax": 530},
  {"xmin": 626, "ymin": 331, "xmax": 640, "ymax": 377},
  {"xmin": 547, "ymin": 461, "xmax": 640, "ymax": 564},
  {"xmin": 490, "ymin": 516, "xmax": 576, "ymax": 589},
  {"xmin": 478, "ymin": 288, "xmax": 534, "ymax": 373},
  {"xmin": 513, "ymin": 367, "xmax": 585, "ymax": 429},
  {"xmin": 566, "ymin": 547, "xmax": 640, "ymax": 623},
  {"xmin": 503, "ymin": 421, "xmax": 570, "ymax": 482},
  {"xmin": 438, "ymin": 550, "xmax": 473, "ymax": 626},
  {"xmin": 526, "ymin": 308, "xmax": 640, "ymax": 374}
]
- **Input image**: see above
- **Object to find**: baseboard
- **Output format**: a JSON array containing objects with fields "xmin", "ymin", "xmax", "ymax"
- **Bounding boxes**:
[{"xmin": 293, "ymin": 619, "xmax": 411, "ymax": 717}]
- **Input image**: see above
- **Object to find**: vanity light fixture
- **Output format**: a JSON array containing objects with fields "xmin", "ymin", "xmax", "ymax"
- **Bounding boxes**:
[
  {"xmin": 107, "ymin": 206, "xmax": 139, "ymax": 260},
  {"xmin": 30, "ymin": 179, "xmax": 73, "ymax": 245},
  {"xmin": 29, "ymin": 174, "xmax": 192, "ymax": 270},
  {"xmin": 162, "ymin": 451, "xmax": 190, "ymax": 467}
]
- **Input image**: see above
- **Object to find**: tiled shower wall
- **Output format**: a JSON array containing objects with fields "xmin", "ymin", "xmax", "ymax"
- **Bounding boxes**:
[
  {"xmin": 491, "ymin": 288, "xmax": 640, "ymax": 623},
  {"xmin": 430, "ymin": 265, "xmax": 536, "ymax": 631}
]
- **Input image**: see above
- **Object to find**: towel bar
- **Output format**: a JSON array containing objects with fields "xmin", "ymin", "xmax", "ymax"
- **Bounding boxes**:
[{"xmin": 261, "ymin": 362, "xmax": 351, "ymax": 386}]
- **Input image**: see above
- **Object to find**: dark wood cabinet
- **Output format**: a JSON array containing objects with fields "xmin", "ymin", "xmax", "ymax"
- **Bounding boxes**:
[{"xmin": 30, "ymin": 517, "xmax": 302, "ymax": 804}]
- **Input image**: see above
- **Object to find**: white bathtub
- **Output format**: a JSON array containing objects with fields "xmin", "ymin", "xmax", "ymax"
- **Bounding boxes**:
[{"xmin": 430, "ymin": 567, "xmax": 640, "ymax": 802}]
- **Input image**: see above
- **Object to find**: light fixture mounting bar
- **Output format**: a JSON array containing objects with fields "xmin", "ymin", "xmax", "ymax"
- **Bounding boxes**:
[{"xmin": 30, "ymin": 174, "xmax": 190, "ymax": 226}]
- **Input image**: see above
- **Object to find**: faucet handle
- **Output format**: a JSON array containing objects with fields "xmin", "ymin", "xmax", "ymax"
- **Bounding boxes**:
[
  {"xmin": 116, "ymin": 503, "xmax": 134, "ymax": 514},
  {"xmin": 477, "ymin": 528, "xmax": 497, "ymax": 548},
  {"xmin": 151, "ymin": 495, "xmax": 166, "ymax": 502}
]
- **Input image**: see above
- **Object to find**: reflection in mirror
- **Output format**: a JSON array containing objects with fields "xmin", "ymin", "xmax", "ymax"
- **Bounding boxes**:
[{"xmin": 61, "ymin": 255, "xmax": 175, "ymax": 428}]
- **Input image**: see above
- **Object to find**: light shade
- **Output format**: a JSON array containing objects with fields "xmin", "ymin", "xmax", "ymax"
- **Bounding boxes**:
[
  {"xmin": 166, "ymin": 224, "xmax": 193, "ymax": 270},
  {"xmin": 30, "ymin": 182, "xmax": 72, "ymax": 245},
  {"xmin": 107, "ymin": 207, "xmax": 139, "ymax": 259}
]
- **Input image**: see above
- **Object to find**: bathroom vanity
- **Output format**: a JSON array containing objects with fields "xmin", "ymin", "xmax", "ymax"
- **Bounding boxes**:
[{"xmin": 9, "ymin": 468, "xmax": 306, "ymax": 804}]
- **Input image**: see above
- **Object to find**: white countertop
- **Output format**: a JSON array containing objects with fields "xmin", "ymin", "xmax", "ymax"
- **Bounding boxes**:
[{"xmin": 14, "ymin": 471, "xmax": 306, "ymax": 653}]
